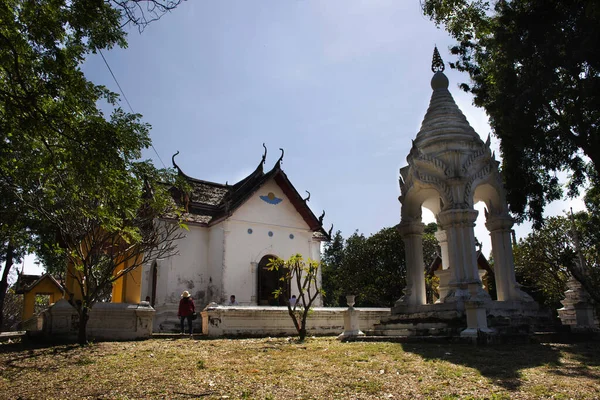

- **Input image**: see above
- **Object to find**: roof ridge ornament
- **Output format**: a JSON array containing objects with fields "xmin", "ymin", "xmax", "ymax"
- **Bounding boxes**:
[
  {"xmin": 432, "ymin": 46, "xmax": 445, "ymax": 73},
  {"xmin": 318, "ymin": 210, "xmax": 325, "ymax": 225},
  {"xmin": 171, "ymin": 150, "xmax": 183, "ymax": 174},
  {"xmin": 261, "ymin": 143, "xmax": 267, "ymax": 165},
  {"xmin": 304, "ymin": 190, "xmax": 311, "ymax": 202},
  {"xmin": 277, "ymin": 148, "xmax": 284, "ymax": 165}
]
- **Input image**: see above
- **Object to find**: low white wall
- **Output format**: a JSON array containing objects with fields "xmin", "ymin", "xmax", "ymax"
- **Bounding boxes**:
[
  {"xmin": 33, "ymin": 299, "xmax": 155, "ymax": 341},
  {"xmin": 201, "ymin": 304, "xmax": 389, "ymax": 337}
]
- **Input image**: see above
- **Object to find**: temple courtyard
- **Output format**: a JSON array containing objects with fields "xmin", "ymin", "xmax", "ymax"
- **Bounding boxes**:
[{"xmin": 0, "ymin": 337, "xmax": 598, "ymax": 399}]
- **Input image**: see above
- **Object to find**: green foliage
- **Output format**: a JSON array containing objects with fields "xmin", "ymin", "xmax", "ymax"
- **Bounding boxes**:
[
  {"xmin": 514, "ymin": 212, "xmax": 600, "ymax": 309},
  {"xmin": 321, "ymin": 225, "xmax": 439, "ymax": 307},
  {"xmin": 422, "ymin": 0, "xmax": 600, "ymax": 226},
  {"xmin": 267, "ymin": 254, "xmax": 323, "ymax": 341},
  {"xmin": 513, "ymin": 217, "xmax": 572, "ymax": 309},
  {"xmin": 0, "ymin": 0, "xmax": 183, "ymax": 343}
]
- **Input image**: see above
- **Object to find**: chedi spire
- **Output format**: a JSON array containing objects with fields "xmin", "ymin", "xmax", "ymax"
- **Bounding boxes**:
[{"xmin": 431, "ymin": 46, "xmax": 445, "ymax": 73}]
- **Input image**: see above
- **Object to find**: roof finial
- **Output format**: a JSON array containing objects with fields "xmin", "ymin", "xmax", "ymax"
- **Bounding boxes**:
[
  {"xmin": 432, "ymin": 46, "xmax": 445, "ymax": 73},
  {"xmin": 304, "ymin": 190, "xmax": 311, "ymax": 202},
  {"xmin": 261, "ymin": 143, "xmax": 267, "ymax": 165},
  {"xmin": 171, "ymin": 151, "xmax": 183, "ymax": 174},
  {"xmin": 318, "ymin": 210, "xmax": 325, "ymax": 225},
  {"xmin": 277, "ymin": 148, "xmax": 284, "ymax": 165}
]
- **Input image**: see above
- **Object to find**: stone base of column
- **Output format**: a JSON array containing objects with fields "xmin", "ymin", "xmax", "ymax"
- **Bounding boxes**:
[
  {"xmin": 437, "ymin": 279, "xmax": 491, "ymax": 304},
  {"xmin": 508, "ymin": 284, "xmax": 536, "ymax": 303},
  {"xmin": 337, "ymin": 307, "xmax": 365, "ymax": 340},
  {"xmin": 461, "ymin": 300, "xmax": 495, "ymax": 338}
]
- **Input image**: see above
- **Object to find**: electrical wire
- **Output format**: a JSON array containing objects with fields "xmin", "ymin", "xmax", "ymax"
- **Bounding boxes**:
[{"xmin": 98, "ymin": 49, "xmax": 167, "ymax": 170}]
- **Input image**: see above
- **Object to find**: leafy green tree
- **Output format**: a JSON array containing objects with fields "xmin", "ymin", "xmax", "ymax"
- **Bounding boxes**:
[
  {"xmin": 422, "ymin": 0, "xmax": 600, "ymax": 226},
  {"xmin": 321, "ymin": 225, "xmax": 439, "ymax": 308},
  {"xmin": 321, "ymin": 230, "xmax": 345, "ymax": 306},
  {"xmin": 513, "ymin": 213, "xmax": 600, "ymax": 310},
  {"xmin": 513, "ymin": 217, "xmax": 572, "ymax": 310},
  {"xmin": 0, "ymin": 0, "xmax": 183, "ymax": 343},
  {"xmin": 268, "ymin": 254, "xmax": 323, "ymax": 341}
]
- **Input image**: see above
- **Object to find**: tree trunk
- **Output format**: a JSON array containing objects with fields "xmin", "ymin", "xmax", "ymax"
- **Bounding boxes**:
[
  {"xmin": 298, "ymin": 313, "xmax": 308, "ymax": 342},
  {"xmin": 77, "ymin": 307, "xmax": 89, "ymax": 345},
  {"xmin": 0, "ymin": 243, "xmax": 15, "ymax": 332}
]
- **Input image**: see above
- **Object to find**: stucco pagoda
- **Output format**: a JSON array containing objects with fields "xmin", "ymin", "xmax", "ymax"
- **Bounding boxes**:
[{"xmin": 373, "ymin": 48, "xmax": 544, "ymax": 338}]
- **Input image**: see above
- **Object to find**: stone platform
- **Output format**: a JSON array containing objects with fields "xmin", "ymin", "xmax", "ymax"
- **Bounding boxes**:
[
  {"xmin": 367, "ymin": 301, "xmax": 552, "ymax": 343},
  {"xmin": 201, "ymin": 304, "xmax": 389, "ymax": 337},
  {"xmin": 22, "ymin": 299, "xmax": 155, "ymax": 341}
]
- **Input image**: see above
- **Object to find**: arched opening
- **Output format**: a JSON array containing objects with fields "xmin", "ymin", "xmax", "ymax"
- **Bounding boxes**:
[
  {"xmin": 472, "ymin": 181, "xmax": 507, "ymax": 301},
  {"xmin": 257, "ymin": 255, "xmax": 289, "ymax": 306}
]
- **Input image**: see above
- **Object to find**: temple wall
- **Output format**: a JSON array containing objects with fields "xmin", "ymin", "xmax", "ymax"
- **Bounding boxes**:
[
  {"xmin": 160, "ymin": 225, "xmax": 209, "ymax": 306},
  {"xmin": 201, "ymin": 305, "xmax": 388, "ymax": 337},
  {"xmin": 145, "ymin": 178, "xmax": 323, "ymax": 332},
  {"xmin": 223, "ymin": 178, "xmax": 320, "ymax": 305},
  {"xmin": 27, "ymin": 299, "xmax": 155, "ymax": 341},
  {"xmin": 207, "ymin": 224, "xmax": 225, "ymax": 304}
]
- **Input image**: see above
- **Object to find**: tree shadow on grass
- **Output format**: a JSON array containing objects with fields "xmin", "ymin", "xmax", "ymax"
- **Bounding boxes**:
[
  {"xmin": 0, "ymin": 339, "xmax": 81, "ymax": 379},
  {"xmin": 543, "ymin": 342, "xmax": 600, "ymax": 381},
  {"xmin": 401, "ymin": 342, "xmax": 562, "ymax": 391}
]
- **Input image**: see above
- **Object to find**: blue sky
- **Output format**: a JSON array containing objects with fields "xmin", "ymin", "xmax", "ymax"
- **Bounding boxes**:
[{"xmin": 15, "ymin": 0, "xmax": 584, "ymax": 274}]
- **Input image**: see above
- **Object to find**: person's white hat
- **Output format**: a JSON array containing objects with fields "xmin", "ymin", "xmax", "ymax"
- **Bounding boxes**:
[{"xmin": 181, "ymin": 291, "xmax": 190, "ymax": 298}]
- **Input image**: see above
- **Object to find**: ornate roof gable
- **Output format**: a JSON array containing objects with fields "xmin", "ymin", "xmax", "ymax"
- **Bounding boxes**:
[{"xmin": 168, "ymin": 147, "xmax": 330, "ymax": 240}]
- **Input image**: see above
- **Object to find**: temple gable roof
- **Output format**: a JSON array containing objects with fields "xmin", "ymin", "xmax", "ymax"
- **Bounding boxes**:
[
  {"xmin": 168, "ymin": 150, "xmax": 330, "ymax": 240},
  {"xmin": 15, "ymin": 273, "xmax": 64, "ymax": 294}
]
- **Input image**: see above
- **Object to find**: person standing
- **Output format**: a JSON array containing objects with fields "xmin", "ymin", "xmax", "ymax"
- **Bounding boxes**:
[{"xmin": 178, "ymin": 291, "xmax": 195, "ymax": 335}]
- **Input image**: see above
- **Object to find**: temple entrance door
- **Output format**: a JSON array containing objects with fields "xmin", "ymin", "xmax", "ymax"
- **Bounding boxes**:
[{"xmin": 258, "ymin": 255, "xmax": 289, "ymax": 306}]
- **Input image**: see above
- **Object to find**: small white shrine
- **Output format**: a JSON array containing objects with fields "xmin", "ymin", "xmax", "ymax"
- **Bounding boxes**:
[
  {"xmin": 373, "ymin": 48, "xmax": 544, "ymax": 339},
  {"xmin": 141, "ymin": 147, "xmax": 330, "ymax": 332}
]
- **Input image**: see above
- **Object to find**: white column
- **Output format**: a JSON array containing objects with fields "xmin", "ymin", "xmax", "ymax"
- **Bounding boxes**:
[
  {"xmin": 397, "ymin": 221, "xmax": 426, "ymax": 306},
  {"xmin": 486, "ymin": 215, "xmax": 533, "ymax": 302},
  {"xmin": 433, "ymin": 229, "xmax": 452, "ymax": 303},
  {"xmin": 437, "ymin": 209, "xmax": 489, "ymax": 303}
]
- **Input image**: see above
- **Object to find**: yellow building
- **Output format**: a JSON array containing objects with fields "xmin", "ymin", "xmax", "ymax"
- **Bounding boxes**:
[
  {"xmin": 15, "ymin": 273, "xmax": 65, "ymax": 321},
  {"xmin": 64, "ymin": 256, "xmax": 143, "ymax": 305}
]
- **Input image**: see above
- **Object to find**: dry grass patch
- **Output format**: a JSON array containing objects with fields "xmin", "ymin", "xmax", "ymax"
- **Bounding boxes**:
[{"xmin": 0, "ymin": 337, "xmax": 598, "ymax": 399}]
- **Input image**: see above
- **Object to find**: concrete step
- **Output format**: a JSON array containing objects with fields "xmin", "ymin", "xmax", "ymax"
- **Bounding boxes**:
[
  {"xmin": 369, "ymin": 327, "xmax": 456, "ymax": 337},
  {"xmin": 372, "ymin": 322, "xmax": 449, "ymax": 330},
  {"xmin": 152, "ymin": 333, "xmax": 204, "ymax": 339},
  {"xmin": 344, "ymin": 335, "xmax": 455, "ymax": 343}
]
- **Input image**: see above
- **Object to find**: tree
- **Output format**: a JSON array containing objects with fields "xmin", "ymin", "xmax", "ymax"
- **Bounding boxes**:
[
  {"xmin": 268, "ymin": 254, "xmax": 323, "ymax": 341},
  {"xmin": 513, "ymin": 217, "xmax": 572, "ymax": 309},
  {"xmin": 0, "ymin": 0, "xmax": 184, "ymax": 343},
  {"xmin": 321, "ymin": 230, "xmax": 345, "ymax": 306},
  {"xmin": 513, "ymin": 213, "xmax": 600, "ymax": 310},
  {"xmin": 1, "ymin": 268, "xmax": 22, "ymax": 331},
  {"xmin": 422, "ymin": 0, "xmax": 600, "ymax": 226},
  {"xmin": 320, "ymin": 226, "xmax": 439, "ymax": 308}
]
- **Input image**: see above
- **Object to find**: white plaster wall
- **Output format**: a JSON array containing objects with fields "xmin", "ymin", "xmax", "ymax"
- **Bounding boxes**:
[
  {"xmin": 159, "ymin": 225, "xmax": 209, "ymax": 306},
  {"xmin": 207, "ymin": 224, "xmax": 225, "ymax": 305},
  {"xmin": 201, "ymin": 305, "xmax": 390, "ymax": 337},
  {"xmin": 223, "ymin": 178, "xmax": 322, "ymax": 305}
]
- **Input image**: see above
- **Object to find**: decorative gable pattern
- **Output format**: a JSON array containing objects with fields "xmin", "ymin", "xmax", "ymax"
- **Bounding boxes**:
[{"xmin": 167, "ymin": 149, "xmax": 330, "ymax": 241}]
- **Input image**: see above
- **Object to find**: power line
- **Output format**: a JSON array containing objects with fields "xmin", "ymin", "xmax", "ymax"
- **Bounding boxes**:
[{"xmin": 98, "ymin": 49, "xmax": 167, "ymax": 170}]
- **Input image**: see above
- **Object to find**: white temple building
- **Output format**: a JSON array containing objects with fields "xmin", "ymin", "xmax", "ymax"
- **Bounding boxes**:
[{"xmin": 141, "ymin": 148, "xmax": 330, "ymax": 332}]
